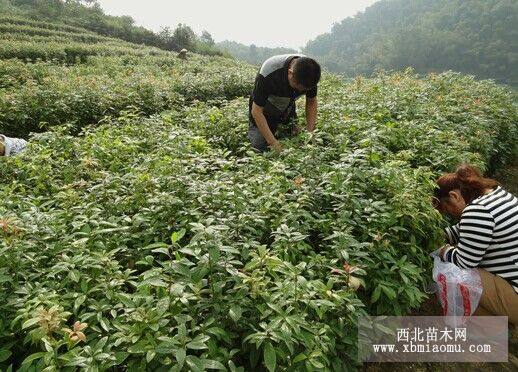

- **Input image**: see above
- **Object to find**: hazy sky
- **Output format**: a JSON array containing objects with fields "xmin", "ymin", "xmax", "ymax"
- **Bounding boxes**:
[{"xmin": 96, "ymin": 0, "xmax": 378, "ymax": 49}]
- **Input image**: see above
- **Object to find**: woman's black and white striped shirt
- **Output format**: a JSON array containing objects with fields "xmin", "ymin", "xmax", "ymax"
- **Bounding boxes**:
[{"xmin": 443, "ymin": 186, "xmax": 518, "ymax": 294}]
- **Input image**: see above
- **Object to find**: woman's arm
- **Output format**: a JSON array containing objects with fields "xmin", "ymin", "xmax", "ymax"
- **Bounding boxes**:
[
  {"xmin": 445, "ymin": 223, "xmax": 460, "ymax": 245},
  {"xmin": 441, "ymin": 204, "xmax": 495, "ymax": 268}
]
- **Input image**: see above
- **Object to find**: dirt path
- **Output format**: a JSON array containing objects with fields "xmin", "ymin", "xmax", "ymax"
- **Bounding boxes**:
[{"xmin": 363, "ymin": 160, "xmax": 518, "ymax": 371}]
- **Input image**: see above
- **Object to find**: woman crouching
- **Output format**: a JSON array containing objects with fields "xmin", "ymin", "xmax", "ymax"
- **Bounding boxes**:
[
  {"xmin": 433, "ymin": 164, "xmax": 518, "ymax": 324},
  {"xmin": 0, "ymin": 134, "xmax": 27, "ymax": 156}
]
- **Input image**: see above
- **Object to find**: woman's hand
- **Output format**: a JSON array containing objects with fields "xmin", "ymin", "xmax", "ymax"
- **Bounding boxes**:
[{"xmin": 438, "ymin": 245, "xmax": 451, "ymax": 261}]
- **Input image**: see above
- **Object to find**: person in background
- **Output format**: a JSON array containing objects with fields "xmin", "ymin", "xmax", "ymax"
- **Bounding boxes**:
[
  {"xmin": 177, "ymin": 48, "xmax": 188, "ymax": 60},
  {"xmin": 0, "ymin": 134, "xmax": 28, "ymax": 156},
  {"xmin": 432, "ymin": 164, "xmax": 518, "ymax": 324},
  {"xmin": 248, "ymin": 54, "xmax": 321, "ymax": 152}
]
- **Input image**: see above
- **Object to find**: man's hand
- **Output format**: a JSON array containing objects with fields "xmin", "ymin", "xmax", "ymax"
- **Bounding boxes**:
[
  {"xmin": 252, "ymin": 102, "xmax": 278, "ymax": 147},
  {"xmin": 269, "ymin": 140, "xmax": 283, "ymax": 152}
]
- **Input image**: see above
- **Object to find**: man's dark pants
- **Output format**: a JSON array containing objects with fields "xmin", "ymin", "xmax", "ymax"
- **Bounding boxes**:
[{"xmin": 247, "ymin": 115, "xmax": 297, "ymax": 152}]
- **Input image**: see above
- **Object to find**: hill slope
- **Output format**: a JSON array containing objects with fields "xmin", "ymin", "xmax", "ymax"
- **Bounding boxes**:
[
  {"xmin": 304, "ymin": 0, "xmax": 518, "ymax": 86},
  {"xmin": 0, "ymin": 13, "xmax": 255, "ymax": 137},
  {"xmin": 0, "ymin": 14, "xmax": 171, "ymax": 62},
  {"xmin": 0, "ymin": 0, "xmax": 223, "ymax": 55}
]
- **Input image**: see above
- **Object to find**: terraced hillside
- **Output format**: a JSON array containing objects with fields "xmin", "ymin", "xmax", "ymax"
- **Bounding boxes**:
[
  {"xmin": 0, "ymin": 13, "xmax": 517, "ymax": 372},
  {"xmin": 0, "ymin": 15, "xmax": 173, "ymax": 62},
  {"xmin": 0, "ymin": 15, "xmax": 256, "ymax": 138}
]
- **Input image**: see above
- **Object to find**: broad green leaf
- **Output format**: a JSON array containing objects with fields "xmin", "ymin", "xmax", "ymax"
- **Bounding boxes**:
[
  {"xmin": 171, "ymin": 229, "xmax": 186, "ymax": 244},
  {"xmin": 201, "ymin": 359, "xmax": 226, "ymax": 370},
  {"xmin": 143, "ymin": 278, "xmax": 168, "ymax": 287},
  {"xmin": 186, "ymin": 341, "xmax": 208, "ymax": 350},
  {"xmin": 146, "ymin": 350, "xmax": 156, "ymax": 363},
  {"xmin": 151, "ymin": 247, "xmax": 170, "ymax": 255},
  {"xmin": 74, "ymin": 294, "xmax": 86, "ymax": 311},
  {"xmin": 21, "ymin": 352, "xmax": 46, "ymax": 365},
  {"xmin": 68, "ymin": 270, "xmax": 80, "ymax": 283},
  {"xmin": 127, "ymin": 344, "xmax": 147, "ymax": 354},
  {"xmin": 144, "ymin": 242, "xmax": 168, "ymax": 250},
  {"xmin": 371, "ymin": 285, "xmax": 382, "ymax": 304},
  {"xmin": 22, "ymin": 318, "xmax": 40, "ymax": 330},
  {"xmin": 381, "ymin": 285, "xmax": 397, "ymax": 300},
  {"xmin": 175, "ymin": 348, "xmax": 186, "ymax": 368},
  {"xmin": 0, "ymin": 349, "xmax": 12, "ymax": 363},
  {"xmin": 229, "ymin": 305, "xmax": 242, "ymax": 322},
  {"xmin": 292, "ymin": 353, "xmax": 307, "ymax": 363},
  {"xmin": 309, "ymin": 358, "xmax": 325, "ymax": 369},
  {"xmin": 263, "ymin": 342, "xmax": 276, "ymax": 372},
  {"xmin": 156, "ymin": 297, "xmax": 170, "ymax": 316}
]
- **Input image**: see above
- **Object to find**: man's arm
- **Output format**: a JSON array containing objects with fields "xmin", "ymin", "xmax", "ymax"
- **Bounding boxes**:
[
  {"xmin": 305, "ymin": 96, "xmax": 317, "ymax": 132},
  {"xmin": 251, "ymin": 103, "xmax": 282, "ymax": 151}
]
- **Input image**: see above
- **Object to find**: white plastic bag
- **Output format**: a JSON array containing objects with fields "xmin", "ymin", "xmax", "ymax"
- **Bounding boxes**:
[{"xmin": 430, "ymin": 248, "xmax": 483, "ymax": 326}]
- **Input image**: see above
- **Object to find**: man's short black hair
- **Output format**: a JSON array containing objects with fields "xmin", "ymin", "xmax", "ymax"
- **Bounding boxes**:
[{"xmin": 292, "ymin": 57, "xmax": 321, "ymax": 89}]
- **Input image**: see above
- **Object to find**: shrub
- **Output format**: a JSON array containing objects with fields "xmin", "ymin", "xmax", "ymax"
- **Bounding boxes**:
[
  {"xmin": 0, "ymin": 69, "xmax": 516, "ymax": 370},
  {"xmin": 0, "ymin": 55, "xmax": 256, "ymax": 137}
]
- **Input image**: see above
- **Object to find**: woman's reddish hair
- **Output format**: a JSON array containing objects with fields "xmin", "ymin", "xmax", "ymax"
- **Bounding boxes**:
[{"xmin": 434, "ymin": 164, "xmax": 499, "ymax": 206}]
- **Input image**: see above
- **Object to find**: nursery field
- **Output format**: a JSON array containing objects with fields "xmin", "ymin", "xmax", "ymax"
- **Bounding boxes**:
[{"xmin": 0, "ymin": 14, "xmax": 518, "ymax": 372}]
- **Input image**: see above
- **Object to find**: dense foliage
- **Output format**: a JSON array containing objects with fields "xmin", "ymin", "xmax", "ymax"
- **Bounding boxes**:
[
  {"xmin": 217, "ymin": 41, "xmax": 298, "ymax": 66},
  {"xmin": 0, "ymin": 55, "xmax": 255, "ymax": 137},
  {"xmin": 1, "ymin": 68, "xmax": 517, "ymax": 370},
  {"xmin": 304, "ymin": 0, "xmax": 518, "ymax": 86},
  {"xmin": 0, "ymin": 0, "xmax": 223, "ymax": 56}
]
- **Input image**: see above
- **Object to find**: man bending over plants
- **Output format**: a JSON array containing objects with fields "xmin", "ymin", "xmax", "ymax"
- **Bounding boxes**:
[
  {"xmin": 248, "ymin": 54, "xmax": 321, "ymax": 152},
  {"xmin": 0, "ymin": 134, "xmax": 27, "ymax": 157}
]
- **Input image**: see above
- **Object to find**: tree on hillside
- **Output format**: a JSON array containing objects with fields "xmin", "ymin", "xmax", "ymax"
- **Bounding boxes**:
[
  {"xmin": 250, "ymin": 44, "xmax": 258, "ymax": 60},
  {"xmin": 173, "ymin": 23, "xmax": 196, "ymax": 51},
  {"xmin": 12, "ymin": 0, "xmax": 64, "ymax": 18},
  {"xmin": 158, "ymin": 26, "xmax": 178, "ymax": 50},
  {"xmin": 1, "ymin": 0, "xmax": 225, "ymax": 56},
  {"xmin": 64, "ymin": 0, "xmax": 96, "ymax": 5},
  {"xmin": 304, "ymin": 0, "xmax": 518, "ymax": 85},
  {"xmin": 217, "ymin": 40, "xmax": 298, "ymax": 65},
  {"xmin": 200, "ymin": 30, "xmax": 215, "ymax": 46}
]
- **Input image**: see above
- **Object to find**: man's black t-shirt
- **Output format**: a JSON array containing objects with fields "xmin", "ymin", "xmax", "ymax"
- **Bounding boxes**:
[{"xmin": 248, "ymin": 54, "xmax": 317, "ymax": 132}]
